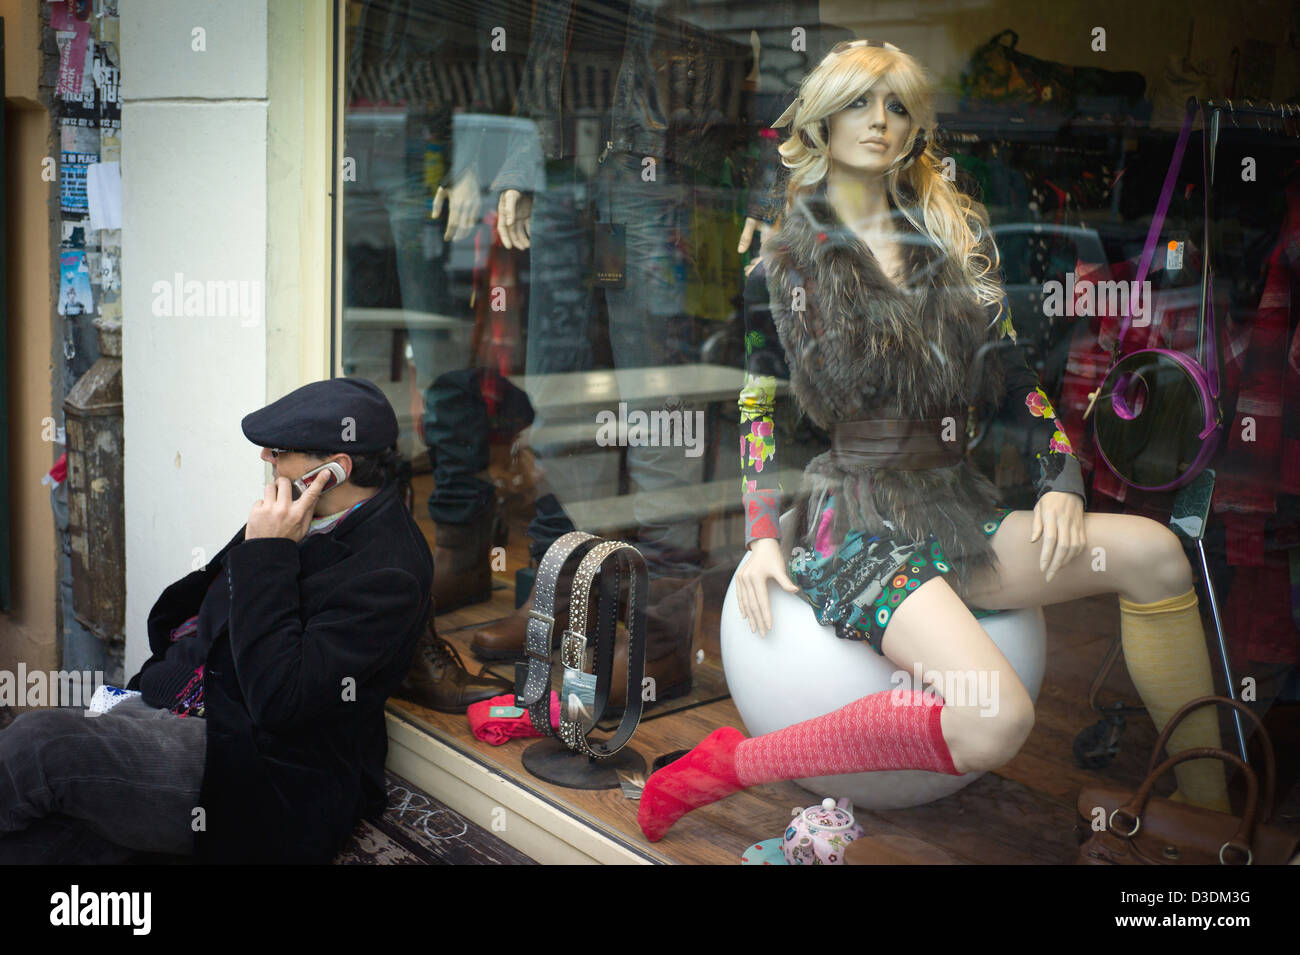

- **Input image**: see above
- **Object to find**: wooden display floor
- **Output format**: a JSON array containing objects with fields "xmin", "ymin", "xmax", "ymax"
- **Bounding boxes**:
[{"xmin": 398, "ymin": 474, "xmax": 1300, "ymax": 864}]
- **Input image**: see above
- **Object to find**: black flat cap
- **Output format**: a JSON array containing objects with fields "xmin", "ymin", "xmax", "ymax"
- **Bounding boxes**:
[{"xmin": 241, "ymin": 377, "xmax": 399, "ymax": 454}]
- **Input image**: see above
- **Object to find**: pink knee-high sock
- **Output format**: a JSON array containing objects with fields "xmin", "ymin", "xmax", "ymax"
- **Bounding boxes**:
[
  {"xmin": 735, "ymin": 688, "xmax": 961, "ymax": 784},
  {"xmin": 638, "ymin": 690, "xmax": 961, "ymax": 842}
]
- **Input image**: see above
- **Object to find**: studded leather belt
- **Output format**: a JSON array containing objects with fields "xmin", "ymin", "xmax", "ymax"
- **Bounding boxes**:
[
  {"xmin": 557, "ymin": 539, "xmax": 648, "ymax": 758},
  {"xmin": 831, "ymin": 412, "xmax": 967, "ymax": 470},
  {"xmin": 517, "ymin": 531, "xmax": 599, "ymax": 735}
]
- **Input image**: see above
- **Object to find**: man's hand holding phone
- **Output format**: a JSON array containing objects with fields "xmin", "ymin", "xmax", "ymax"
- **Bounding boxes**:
[{"xmin": 246, "ymin": 473, "xmax": 330, "ymax": 543}]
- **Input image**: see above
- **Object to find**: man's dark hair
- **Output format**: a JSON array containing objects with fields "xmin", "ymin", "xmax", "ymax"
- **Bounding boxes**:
[
  {"xmin": 346, "ymin": 444, "xmax": 403, "ymax": 488},
  {"xmin": 306, "ymin": 443, "xmax": 403, "ymax": 489}
]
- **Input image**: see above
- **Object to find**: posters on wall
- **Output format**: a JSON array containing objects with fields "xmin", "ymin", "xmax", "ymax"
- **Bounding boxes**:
[{"xmin": 52, "ymin": 0, "xmax": 123, "ymax": 341}]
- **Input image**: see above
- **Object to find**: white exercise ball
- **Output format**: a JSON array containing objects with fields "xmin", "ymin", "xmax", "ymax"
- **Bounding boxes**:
[{"xmin": 720, "ymin": 551, "xmax": 1047, "ymax": 810}]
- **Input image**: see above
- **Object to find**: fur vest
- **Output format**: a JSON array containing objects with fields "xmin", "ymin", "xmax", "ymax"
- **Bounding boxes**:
[{"xmin": 764, "ymin": 184, "xmax": 1008, "ymax": 588}]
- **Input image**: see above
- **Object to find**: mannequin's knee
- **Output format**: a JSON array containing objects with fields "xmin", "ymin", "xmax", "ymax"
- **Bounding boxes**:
[
  {"xmin": 946, "ymin": 682, "xmax": 1035, "ymax": 773},
  {"xmin": 1119, "ymin": 519, "xmax": 1194, "ymax": 601}
]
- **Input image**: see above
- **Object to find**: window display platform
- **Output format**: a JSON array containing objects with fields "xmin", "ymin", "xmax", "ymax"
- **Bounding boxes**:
[
  {"xmin": 395, "ymin": 478, "xmax": 1300, "ymax": 864},
  {"xmin": 386, "ymin": 586, "xmax": 1253, "ymax": 865}
]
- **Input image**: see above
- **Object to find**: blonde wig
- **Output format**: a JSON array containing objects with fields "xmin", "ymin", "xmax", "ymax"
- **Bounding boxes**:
[{"xmin": 772, "ymin": 40, "xmax": 1005, "ymax": 325}]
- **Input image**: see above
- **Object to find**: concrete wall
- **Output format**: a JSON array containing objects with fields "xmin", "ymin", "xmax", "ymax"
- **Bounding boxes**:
[{"xmin": 0, "ymin": 0, "xmax": 58, "ymax": 680}]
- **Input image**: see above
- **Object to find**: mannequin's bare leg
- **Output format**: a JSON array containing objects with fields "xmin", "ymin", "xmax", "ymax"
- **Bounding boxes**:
[
  {"xmin": 877, "ymin": 575, "xmax": 1036, "ymax": 775},
  {"xmin": 957, "ymin": 510, "xmax": 1193, "ymax": 608},
  {"xmin": 957, "ymin": 509, "xmax": 1227, "ymax": 809}
]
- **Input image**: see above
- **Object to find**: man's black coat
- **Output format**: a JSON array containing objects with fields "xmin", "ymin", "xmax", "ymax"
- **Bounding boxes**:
[{"xmin": 128, "ymin": 480, "xmax": 433, "ymax": 863}]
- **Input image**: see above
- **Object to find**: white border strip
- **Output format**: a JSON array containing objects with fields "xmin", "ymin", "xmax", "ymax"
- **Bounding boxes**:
[{"xmin": 384, "ymin": 711, "xmax": 661, "ymax": 865}]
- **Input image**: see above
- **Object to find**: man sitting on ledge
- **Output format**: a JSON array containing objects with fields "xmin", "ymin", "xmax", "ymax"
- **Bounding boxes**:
[{"xmin": 0, "ymin": 377, "xmax": 433, "ymax": 863}]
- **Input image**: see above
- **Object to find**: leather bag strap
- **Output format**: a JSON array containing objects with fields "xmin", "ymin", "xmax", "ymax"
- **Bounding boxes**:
[
  {"xmin": 1115, "ymin": 97, "xmax": 1222, "ymax": 400},
  {"xmin": 1110, "ymin": 748, "xmax": 1260, "ymax": 864},
  {"xmin": 1116, "ymin": 99, "xmax": 1197, "ymax": 352},
  {"xmin": 1146, "ymin": 694, "xmax": 1276, "ymax": 819}
]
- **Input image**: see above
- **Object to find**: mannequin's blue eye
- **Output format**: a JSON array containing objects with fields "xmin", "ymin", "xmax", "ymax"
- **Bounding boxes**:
[{"xmin": 848, "ymin": 96, "xmax": 908, "ymax": 115}]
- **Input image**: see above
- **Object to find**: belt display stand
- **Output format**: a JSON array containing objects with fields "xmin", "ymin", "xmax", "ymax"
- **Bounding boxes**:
[{"xmin": 514, "ymin": 532, "xmax": 649, "ymax": 789}]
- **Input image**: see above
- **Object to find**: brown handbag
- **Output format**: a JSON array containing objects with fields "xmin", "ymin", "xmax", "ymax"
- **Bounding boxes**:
[{"xmin": 1076, "ymin": 695, "xmax": 1300, "ymax": 865}]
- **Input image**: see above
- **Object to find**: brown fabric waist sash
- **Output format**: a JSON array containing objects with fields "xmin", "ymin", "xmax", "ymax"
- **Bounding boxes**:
[{"xmin": 831, "ymin": 414, "xmax": 966, "ymax": 470}]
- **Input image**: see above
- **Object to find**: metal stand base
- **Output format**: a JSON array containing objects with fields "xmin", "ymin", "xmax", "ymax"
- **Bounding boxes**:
[{"xmin": 520, "ymin": 738, "xmax": 647, "ymax": 790}]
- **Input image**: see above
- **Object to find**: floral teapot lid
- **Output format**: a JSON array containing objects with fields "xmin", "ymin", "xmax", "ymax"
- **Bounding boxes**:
[{"xmin": 794, "ymin": 797, "xmax": 857, "ymax": 833}]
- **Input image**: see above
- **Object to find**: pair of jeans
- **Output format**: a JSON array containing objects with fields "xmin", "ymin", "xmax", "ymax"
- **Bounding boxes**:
[
  {"xmin": 423, "ymin": 367, "xmax": 536, "ymax": 525},
  {"xmin": 523, "ymin": 152, "xmax": 703, "ymax": 578},
  {"xmin": 0, "ymin": 695, "xmax": 205, "ymax": 863}
]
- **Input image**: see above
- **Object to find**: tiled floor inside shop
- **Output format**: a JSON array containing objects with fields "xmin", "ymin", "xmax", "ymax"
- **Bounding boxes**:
[{"xmin": 393, "ymin": 471, "xmax": 1300, "ymax": 864}]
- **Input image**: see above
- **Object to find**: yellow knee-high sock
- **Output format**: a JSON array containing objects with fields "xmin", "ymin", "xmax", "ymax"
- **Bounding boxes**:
[{"xmin": 1118, "ymin": 588, "xmax": 1231, "ymax": 813}]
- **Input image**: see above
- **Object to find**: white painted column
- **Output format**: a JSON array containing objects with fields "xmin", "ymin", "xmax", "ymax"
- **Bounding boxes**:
[{"xmin": 121, "ymin": 0, "xmax": 269, "ymax": 676}]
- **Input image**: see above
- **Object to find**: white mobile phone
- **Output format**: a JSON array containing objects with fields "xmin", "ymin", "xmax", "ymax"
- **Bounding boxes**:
[{"xmin": 292, "ymin": 461, "xmax": 346, "ymax": 499}]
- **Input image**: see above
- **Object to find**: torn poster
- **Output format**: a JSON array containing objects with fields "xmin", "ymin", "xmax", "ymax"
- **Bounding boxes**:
[
  {"xmin": 59, "ymin": 250, "xmax": 95, "ymax": 317},
  {"xmin": 60, "ymin": 121, "xmax": 99, "ymax": 213},
  {"xmin": 94, "ymin": 43, "xmax": 121, "ymax": 132},
  {"xmin": 52, "ymin": 1, "xmax": 92, "ymax": 100}
]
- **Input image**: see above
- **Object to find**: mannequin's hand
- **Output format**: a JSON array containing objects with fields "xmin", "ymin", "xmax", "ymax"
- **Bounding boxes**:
[
  {"xmin": 736, "ymin": 538, "xmax": 800, "ymax": 636},
  {"xmin": 737, "ymin": 216, "xmax": 768, "ymax": 255},
  {"xmin": 1031, "ymin": 491, "xmax": 1086, "ymax": 583},
  {"xmin": 432, "ymin": 167, "xmax": 481, "ymax": 242},
  {"xmin": 497, "ymin": 189, "xmax": 533, "ymax": 250}
]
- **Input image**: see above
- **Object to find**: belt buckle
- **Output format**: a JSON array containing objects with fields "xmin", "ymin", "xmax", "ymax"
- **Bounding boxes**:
[
  {"xmin": 524, "ymin": 609, "xmax": 557, "ymax": 663},
  {"xmin": 560, "ymin": 630, "xmax": 589, "ymax": 671}
]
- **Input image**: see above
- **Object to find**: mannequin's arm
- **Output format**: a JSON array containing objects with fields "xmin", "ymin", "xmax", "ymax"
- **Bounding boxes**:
[
  {"xmin": 740, "ymin": 260, "xmax": 788, "ymax": 544},
  {"xmin": 992, "ymin": 298, "xmax": 1087, "ymax": 505}
]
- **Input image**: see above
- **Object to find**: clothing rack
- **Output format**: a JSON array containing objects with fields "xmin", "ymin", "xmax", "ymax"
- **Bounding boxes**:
[
  {"xmin": 932, "ymin": 130, "xmax": 1115, "ymax": 157},
  {"xmin": 1161, "ymin": 95, "xmax": 1300, "ymax": 761},
  {"xmin": 1195, "ymin": 98, "xmax": 1300, "ymax": 134}
]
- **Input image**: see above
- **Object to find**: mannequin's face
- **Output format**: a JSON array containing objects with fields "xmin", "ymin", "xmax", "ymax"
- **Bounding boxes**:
[{"xmin": 825, "ymin": 86, "xmax": 913, "ymax": 176}]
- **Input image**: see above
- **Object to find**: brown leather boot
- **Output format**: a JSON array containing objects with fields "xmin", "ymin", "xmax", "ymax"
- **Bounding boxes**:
[
  {"xmin": 432, "ymin": 509, "xmax": 495, "ymax": 614},
  {"xmin": 469, "ymin": 565, "xmax": 578, "ymax": 661},
  {"xmin": 606, "ymin": 576, "xmax": 701, "ymax": 712},
  {"xmin": 396, "ymin": 618, "xmax": 513, "ymax": 713}
]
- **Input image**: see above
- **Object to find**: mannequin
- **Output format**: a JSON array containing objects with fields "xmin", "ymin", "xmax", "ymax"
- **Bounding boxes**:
[{"xmin": 637, "ymin": 39, "xmax": 1230, "ymax": 843}]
